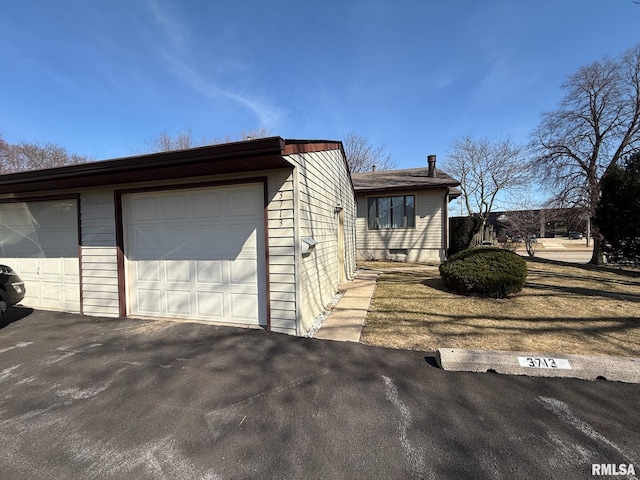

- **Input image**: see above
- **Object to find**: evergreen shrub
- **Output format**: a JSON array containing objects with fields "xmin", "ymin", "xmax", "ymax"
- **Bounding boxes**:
[{"xmin": 439, "ymin": 247, "xmax": 527, "ymax": 298}]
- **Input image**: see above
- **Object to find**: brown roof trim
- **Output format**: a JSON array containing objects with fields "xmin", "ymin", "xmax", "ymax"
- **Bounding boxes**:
[
  {"xmin": 0, "ymin": 137, "xmax": 289, "ymax": 194},
  {"xmin": 354, "ymin": 185, "xmax": 453, "ymax": 196},
  {"xmin": 0, "ymin": 137, "xmax": 359, "ymax": 195},
  {"xmin": 283, "ymin": 140, "xmax": 343, "ymax": 155},
  {"xmin": 283, "ymin": 139, "xmax": 355, "ymax": 195}
]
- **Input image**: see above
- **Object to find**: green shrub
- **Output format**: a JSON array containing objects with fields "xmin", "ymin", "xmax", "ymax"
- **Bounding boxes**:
[
  {"xmin": 448, "ymin": 216, "xmax": 483, "ymax": 257},
  {"xmin": 439, "ymin": 247, "xmax": 527, "ymax": 298}
]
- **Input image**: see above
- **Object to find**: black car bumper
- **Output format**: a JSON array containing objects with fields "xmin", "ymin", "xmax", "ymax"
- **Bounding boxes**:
[{"xmin": 0, "ymin": 266, "xmax": 26, "ymax": 310}]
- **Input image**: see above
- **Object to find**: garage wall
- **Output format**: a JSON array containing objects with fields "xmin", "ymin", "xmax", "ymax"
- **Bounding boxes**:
[
  {"xmin": 356, "ymin": 189, "xmax": 447, "ymax": 263},
  {"xmin": 286, "ymin": 149, "xmax": 357, "ymax": 334},
  {"xmin": 265, "ymin": 170, "xmax": 298, "ymax": 335},
  {"xmin": 80, "ymin": 189, "xmax": 120, "ymax": 317}
]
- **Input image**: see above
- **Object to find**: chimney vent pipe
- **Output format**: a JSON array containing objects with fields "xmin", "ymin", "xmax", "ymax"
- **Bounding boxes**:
[{"xmin": 427, "ymin": 155, "xmax": 436, "ymax": 177}]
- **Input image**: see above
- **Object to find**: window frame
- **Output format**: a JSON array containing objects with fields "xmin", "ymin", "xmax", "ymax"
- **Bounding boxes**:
[{"xmin": 367, "ymin": 194, "xmax": 416, "ymax": 230}]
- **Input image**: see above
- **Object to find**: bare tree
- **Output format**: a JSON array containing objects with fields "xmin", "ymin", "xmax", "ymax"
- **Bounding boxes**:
[
  {"xmin": 343, "ymin": 132, "xmax": 395, "ymax": 173},
  {"xmin": 143, "ymin": 127, "xmax": 272, "ymax": 153},
  {"xmin": 0, "ymin": 135, "xmax": 10, "ymax": 174},
  {"xmin": 500, "ymin": 208, "xmax": 542, "ymax": 257},
  {"xmin": 530, "ymin": 44, "xmax": 640, "ymax": 264},
  {"xmin": 444, "ymin": 136, "xmax": 528, "ymax": 223},
  {"xmin": 144, "ymin": 127, "xmax": 198, "ymax": 152},
  {"xmin": 1, "ymin": 139, "xmax": 91, "ymax": 173}
]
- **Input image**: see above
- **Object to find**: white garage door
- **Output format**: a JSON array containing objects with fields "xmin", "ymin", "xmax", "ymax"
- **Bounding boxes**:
[
  {"xmin": 0, "ymin": 200, "xmax": 80, "ymax": 312},
  {"xmin": 124, "ymin": 183, "xmax": 266, "ymax": 326}
]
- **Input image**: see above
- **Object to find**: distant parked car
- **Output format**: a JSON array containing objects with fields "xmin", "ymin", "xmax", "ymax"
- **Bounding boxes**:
[
  {"xmin": 512, "ymin": 235, "xmax": 523, "ymax": 243},
  {"xmin": 568, "ymin": 231, "xmax": 583, "ymax": 240},
  {"xmin": 529, "ymin": 235, "xmax": 538, "ymax": 243},
  {"xmin": 0, "ymin": 265, "xmax": 26, "ymax": 315}
]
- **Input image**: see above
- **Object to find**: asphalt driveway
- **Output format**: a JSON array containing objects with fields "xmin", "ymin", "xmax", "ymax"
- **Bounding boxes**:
[{"xmin": 0, "ymin": 309, "xmax": 638, "ymax": 479}]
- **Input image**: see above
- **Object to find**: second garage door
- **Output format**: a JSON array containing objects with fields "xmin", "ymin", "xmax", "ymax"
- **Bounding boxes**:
[{"xmin": 124, "ymin": 183, "xmax": 266, "ymax": 326}]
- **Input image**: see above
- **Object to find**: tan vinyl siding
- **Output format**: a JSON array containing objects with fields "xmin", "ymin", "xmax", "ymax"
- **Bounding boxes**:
[
  {"xmin": 356, "ymin": 189, "xmax": 447, "ymax": 263},
  {"xmin": 265, "ymin": 170, "xmax": 298, "ymax": 335},
  {"xmin": 80, "ymin": 189, "xmax": 120, "ymax": 317},
  {"xmin": 285, "ymin": 149, "xmax": 357, "ymax": 334}
]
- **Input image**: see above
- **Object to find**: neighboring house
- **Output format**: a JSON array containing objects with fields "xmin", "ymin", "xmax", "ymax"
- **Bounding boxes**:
[
  {"xmin": 0, "ymin": 137, "xmax": 356, "ymax": 336},
  {"xmin": 351, "ymin": 155, "xmax": 460, "ymax": 263}
]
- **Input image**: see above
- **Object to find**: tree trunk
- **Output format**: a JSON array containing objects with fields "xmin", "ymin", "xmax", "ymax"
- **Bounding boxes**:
[{"xmin": 589, "ymin": 232, "xmax": 604, "ymax": 265}]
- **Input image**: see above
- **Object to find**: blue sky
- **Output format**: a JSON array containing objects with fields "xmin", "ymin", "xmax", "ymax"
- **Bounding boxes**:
[{"xmin": 1, "ymin": 0, "xmax": 639, "ymax": 176}]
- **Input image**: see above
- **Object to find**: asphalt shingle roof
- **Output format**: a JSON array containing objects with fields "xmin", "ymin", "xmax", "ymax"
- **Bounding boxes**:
[{"xmin": 351, "ymin": 166, "xmax": 460, "ymax": 193}]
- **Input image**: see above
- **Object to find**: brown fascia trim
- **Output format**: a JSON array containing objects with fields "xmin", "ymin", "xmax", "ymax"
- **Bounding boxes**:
[
  {"xmin": 0, "ymin": 136, "xmax": 286, "ymax": 189},
  {"xmin": 283, "ymin": 139, "xmax": 356, "ymax": 196},
  {"xmin": 282, "ymin": 140, "xmax": 343, "ymax": 155},
  {"xmin": 354, "ymin": 185, "xmax": 456, "ymax": 196}
]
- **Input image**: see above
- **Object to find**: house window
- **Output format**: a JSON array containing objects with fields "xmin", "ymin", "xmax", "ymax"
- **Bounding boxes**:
[{"xmin": 367, "ymin": 195, "xmax": 415, "ymax": 229}]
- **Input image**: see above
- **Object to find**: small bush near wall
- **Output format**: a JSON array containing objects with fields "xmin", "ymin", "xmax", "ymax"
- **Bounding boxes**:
[
  {"xmin": 439, "ymin": 247, "xmax": 527, "ymax": 298},
  {"xmin": 448, "ymin": 216, "xmax": 483, "ymax": 257}
]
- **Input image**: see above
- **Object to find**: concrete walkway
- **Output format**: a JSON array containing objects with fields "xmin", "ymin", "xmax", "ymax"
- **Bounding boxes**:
[{"xmin": 314, "ymin": 270, "xmax": 380, "ymax": 342}]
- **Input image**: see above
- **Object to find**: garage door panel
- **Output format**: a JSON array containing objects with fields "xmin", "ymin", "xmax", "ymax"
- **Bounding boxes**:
[
  {"xmin": 125, "ymin": 184, "xmax": 265, "ymax": 326},
  {"xmin": 195, "ymin": 261, "xmax": 223, "ymax": 285},
  {"xmin": 39, "ymin": 258, "xmax": 63, "ymax": 278},
  {"xmin": 42, "ymin": 283, "xmax": 63, "ymax": 303},
  {"xmin": 191, "ymin": 191, "xmax": 221, "ymax": 218},
  {"xmin": 131, "ymin": 197, "xmax": 159, "ymax": 221},
  {"xmin": 137, "ymin": 260, "xmax": 161, "ymax": 282},
  {"xmin": 196, "ymin": 291, "xmax": 224, "ymax": 318},
  {"xmin": 131, "ymin": 226, "xmax": 161, "ymax": 255},
  {"xmin": 230, "ymin": 260, "xmax": 258, "ymax": 285},
  {"xmin": 229, "ymin": 293, "xmax": 258, "ymax": 320},
  {"xmin": 167, "ymin": 290, "xmax": 191, "ymax": 315},
  {"xmin": 227, "ymin": 189, "xmax": 261, "ymax": 216},
  {"xmin": 161, "ymin": 195, "xmax": 188, "ymax": 219},
  {"xmin": 137, "ymin": 289, "xmax": 162, "ymax": 314},
  {"xmin": 227, "ymin": 223, "xmax": 258, "ymax": 254},
  {"xmin": 161, "ymin": 226, "xmax": 190, "ymax": 254},
  {"xmin": 166, "ymin": 260, "xmax": 190, "ymax": 283},
  {"xmin": 190, "ymin": 226, "xmax": 222, "ymax": 252}
]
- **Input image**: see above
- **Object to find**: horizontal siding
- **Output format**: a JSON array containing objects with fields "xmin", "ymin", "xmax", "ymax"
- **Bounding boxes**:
[
  {"xmin": 285, "ymin": 149, "xmax": 357, "ymax": 334},
  {"xmin": 80, "ymin": 190, "xmax": 119, "ymax": 317},
  {"xmin": 356, "ymin": 190, "xmax": 446, "ymax": 262},
  {"xmin": 265, "ymin": 170, "xmax": 298, "ymax": 334}
]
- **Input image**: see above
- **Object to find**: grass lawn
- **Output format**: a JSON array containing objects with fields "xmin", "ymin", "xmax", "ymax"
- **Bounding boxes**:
[{"xmin": 359, "ymin": 258, "xmax": 640, "ymax": 357}]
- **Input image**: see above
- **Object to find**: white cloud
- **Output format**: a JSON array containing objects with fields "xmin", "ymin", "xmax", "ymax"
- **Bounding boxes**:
[
  {"xmin": 145, "ymin": 0, "xmax": 281, "ymax": 127},
  {"xmin": 472, "ymin": 44, "xmax": 540, "ymax": 105}
]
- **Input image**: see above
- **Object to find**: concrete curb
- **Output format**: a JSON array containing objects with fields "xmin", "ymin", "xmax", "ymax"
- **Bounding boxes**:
[{"xmin": 436, "ymin": 348, "xmax": 640, "ymax": 383}]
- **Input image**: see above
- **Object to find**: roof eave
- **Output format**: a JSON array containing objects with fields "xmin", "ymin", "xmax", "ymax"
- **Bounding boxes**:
[{"xmin": 0, "ymin": 137, "xmax": 292, "ymax": 194}]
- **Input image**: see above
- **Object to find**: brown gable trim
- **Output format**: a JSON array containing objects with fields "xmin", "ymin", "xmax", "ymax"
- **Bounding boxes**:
[
  {"xmin": 282, "ymin": 142, "xmax": 343, "ymax": 155},
  {"xmin": 282, "ymin": 140, "xmax": 355, "ymax": 196}
]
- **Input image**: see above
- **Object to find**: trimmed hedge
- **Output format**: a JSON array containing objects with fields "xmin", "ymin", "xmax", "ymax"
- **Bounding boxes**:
[{"xmin": 439, "ymin": 247, "xmax": 527, "ymax": 298}]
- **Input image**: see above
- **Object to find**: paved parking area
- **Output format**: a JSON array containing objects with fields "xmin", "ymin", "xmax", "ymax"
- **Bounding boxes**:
[{"xmin": 0, "ymin": 309, "xmax": 638, "ymax": 479}]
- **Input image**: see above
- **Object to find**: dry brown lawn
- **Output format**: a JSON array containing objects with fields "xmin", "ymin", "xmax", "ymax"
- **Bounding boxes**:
[{"xmin": 359, "ymin": 259, "xmax": 640, "ymax": 357}]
